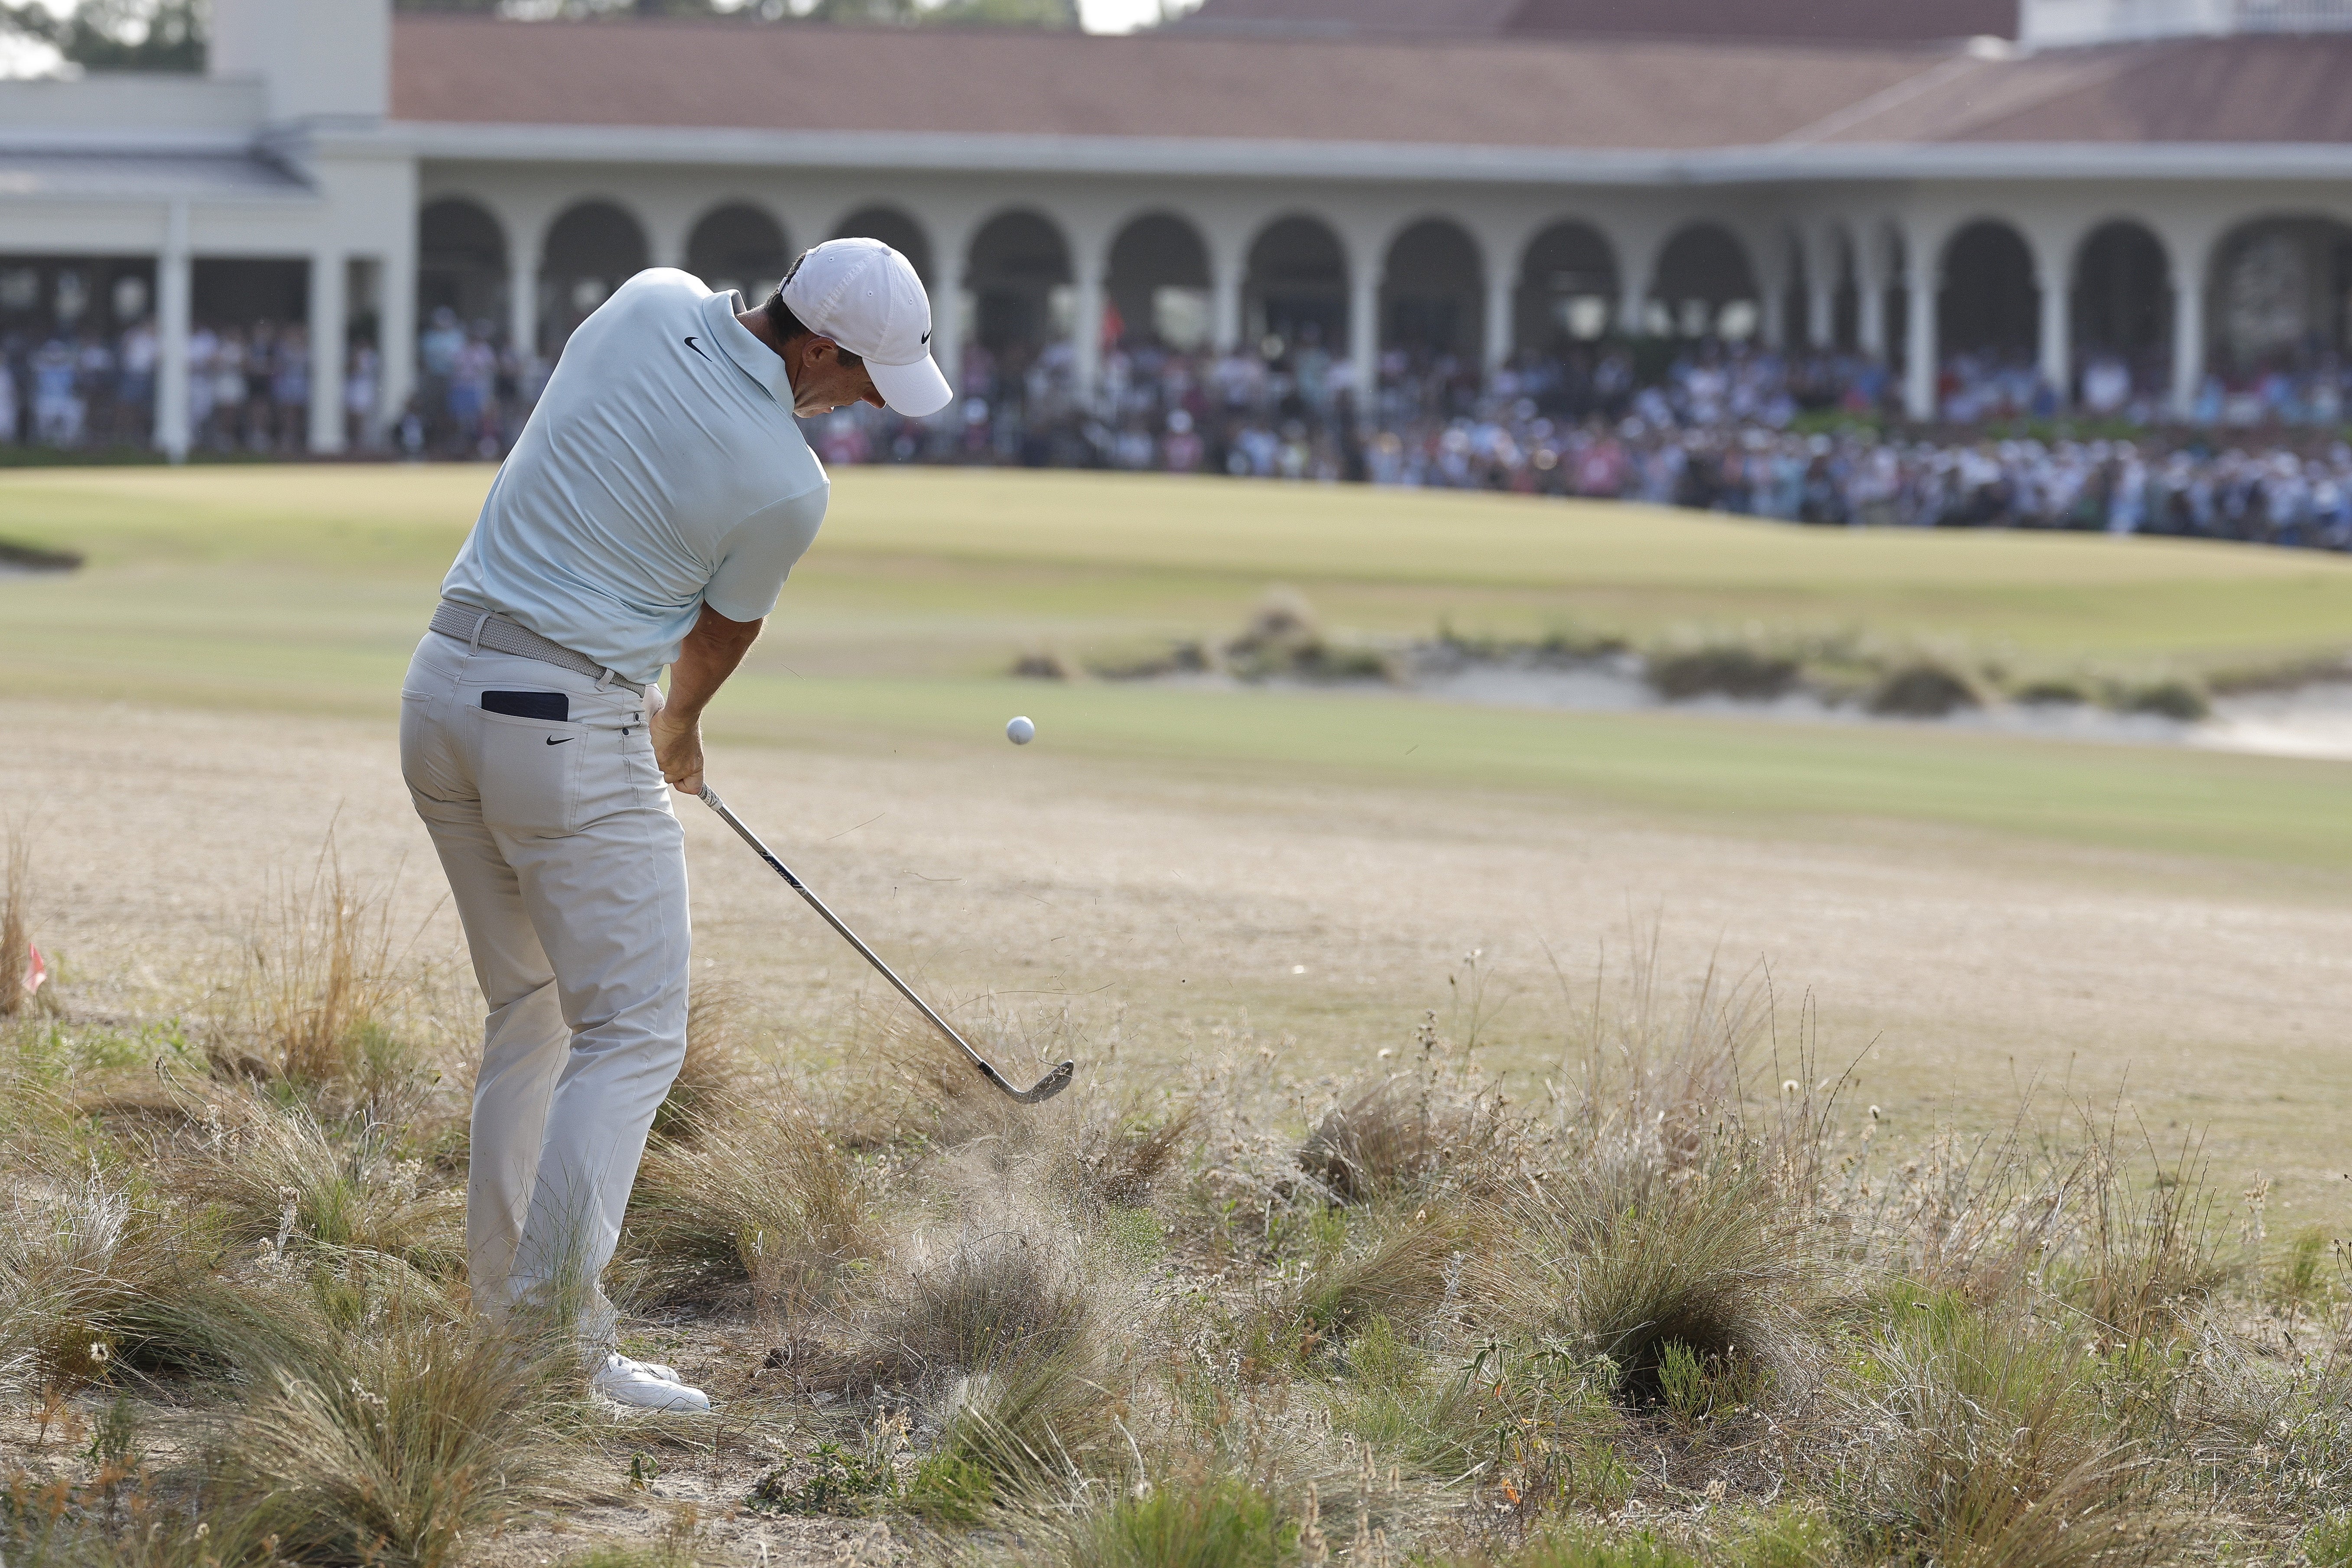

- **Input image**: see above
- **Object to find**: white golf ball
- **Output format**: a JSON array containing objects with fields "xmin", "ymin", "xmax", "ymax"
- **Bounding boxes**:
[{"xmin": 1006, "ymin": 715, "xmax": 1036, "ymax": 746}]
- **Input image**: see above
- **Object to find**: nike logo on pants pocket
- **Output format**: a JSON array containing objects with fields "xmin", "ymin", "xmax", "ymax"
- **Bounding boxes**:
[{"xmin": 546, "ymin": 736, "xmax": 575, "ymax": 746}]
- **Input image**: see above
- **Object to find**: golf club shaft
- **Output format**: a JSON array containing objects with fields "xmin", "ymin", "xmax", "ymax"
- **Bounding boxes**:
[{"xmin": 696, "ymin": 783, "xmax": 1009, "ymax": 1088}]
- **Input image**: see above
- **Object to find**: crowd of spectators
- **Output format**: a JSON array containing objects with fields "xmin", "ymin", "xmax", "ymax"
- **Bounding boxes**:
[
  {"xmin": 393, "ymin": 306, "xmax": 543, "ymax": 460},
  {"xmin": 0, "ymin": 321, "xmax": 161, "ymax": 449},
  {"xmin": 0, "ymin": 315, "xmax": 346, "ymax": 454},
  {"xmin": 795, "ymin": 333, "xmax": 2352, "ymax": 548},
  {"xmin": 8, "ymin": 304, "xmax": 2352, "ymax": 551}
]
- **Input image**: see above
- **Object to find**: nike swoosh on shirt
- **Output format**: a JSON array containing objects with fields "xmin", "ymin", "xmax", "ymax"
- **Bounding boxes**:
[{"xmin": 683, "ymin": 336, "xmax": 711, "ymax": 361}]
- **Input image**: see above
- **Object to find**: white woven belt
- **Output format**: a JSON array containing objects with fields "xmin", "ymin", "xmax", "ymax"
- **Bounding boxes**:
[{"xmin": 428, "ymin": 600, "xmax": 647, "ymax": 698}]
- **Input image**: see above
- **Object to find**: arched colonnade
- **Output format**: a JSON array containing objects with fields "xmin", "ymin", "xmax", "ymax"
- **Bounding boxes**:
[{"xmin": 415, "ymin": 188, "xmax": 2352, "ymax": 421}]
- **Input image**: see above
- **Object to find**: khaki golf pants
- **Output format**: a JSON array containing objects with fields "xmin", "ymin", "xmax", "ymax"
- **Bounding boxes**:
[{"xmin": 398, "ymin": 631, "xmax": 687, "ymax": 1337}]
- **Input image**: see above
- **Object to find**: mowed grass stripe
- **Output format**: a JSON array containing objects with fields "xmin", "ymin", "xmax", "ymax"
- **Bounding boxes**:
[
  {"xmin": 6, "ymin": 463, "xmax": 2352, "ymax": 870},
  {"xmin": 715, "ymin": 675, "xmax": 2352, "ymax": 871},
  {"xmin": 10, "ymin": 465, "xmax": 2352, "ymax": 661}
]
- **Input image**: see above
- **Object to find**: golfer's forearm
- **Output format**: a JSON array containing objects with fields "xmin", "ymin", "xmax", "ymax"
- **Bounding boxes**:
[{"xmin": 664, "ymin": 604, "xmax": 763, "ymax": 718}]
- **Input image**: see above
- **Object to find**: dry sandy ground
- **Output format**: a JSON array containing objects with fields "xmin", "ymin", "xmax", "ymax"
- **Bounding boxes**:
[{"xmin": 8, "ymin": 695, "xmax": 2349, "ymax": 1229}]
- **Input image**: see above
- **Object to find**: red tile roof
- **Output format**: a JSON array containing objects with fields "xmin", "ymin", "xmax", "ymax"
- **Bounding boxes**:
[
  {"xmin": 388, "ymin": 14, "xmax": 2352, "ymax": 149},
  {"xmin": 1179, "ymin": 0, "xmax": 2023, "ymax": 44}
]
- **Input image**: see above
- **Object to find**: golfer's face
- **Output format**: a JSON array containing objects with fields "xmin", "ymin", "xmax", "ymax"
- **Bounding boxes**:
[{"xmin": 794, "ymin": 340, "xmax": 884, "ymax": 417}]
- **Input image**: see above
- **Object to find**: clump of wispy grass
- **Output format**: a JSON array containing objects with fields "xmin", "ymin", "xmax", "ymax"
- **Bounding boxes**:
[
  {"xmin": 1298, "ymin": 993, "xmax": 1530, "ymax": 1208},
  {"xmin": 1053, "ymin": 1096, "xmax": 1197, "ymax": 1211},
  {"xmin": 0, "ymin": 1162, "xmax": 234, "ymax": 1395},
  {"xmin": 1833, "ymin": 1291, "xmax": 2166, "ymax": 1567},
  {"xmin": 625, "ymin": 1089, "xmax": 877, "ymax": 1313},
  {"xmin": 176, "ymin": 1088, "xmax": 463, "ymax": 1274},
  {"xmin": 843, "ymin": 1222, "xmax": 1123, "ymax": 1509},
  {"xmin": 651, "ymin": 982, "xmax": 757, "ymax": 1141},
  {"xmin": 1222, "ymin": 588, "xmax": 1395, "ymax": 683},
  {"xmin": 1293, "ymin": 1206, "xmax": 1480, "ymax": 1340},
  {"xmin": 217, "ymin": 839, "xmax": 431, "ymax": 1121},
  {"xmin": 1475, "ymin": 1150, "xmax": 1814, "ymax": 1405},
  {"xmin": 1546, "ymin": 948, "xmax": 1765, "ymax": 1175},
  {"xmin": 205, "ymin": 1289, "xmax": 584, "ymax": 1568},
  {"xmin": 991, "ymin": 1471, "xmax": 1295, "ymax": 1568},
  {"xmin": 2, "ymin": 818, "xmax": 35, "ymax": 1019},
  {"xmin": 2063, "ymin": 1121, "xmax": 2232, "ymax": 1346},
  {"xmin": 1644, "ymin": 634, "xmax": 1801, "ymax": 702},
  {"xmin": 1868, "ymin": 656, "xmax": 1986, "ymax": 717}
]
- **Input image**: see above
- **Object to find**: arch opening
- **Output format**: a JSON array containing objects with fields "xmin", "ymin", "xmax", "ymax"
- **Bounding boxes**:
[
  {"xmin": 833, "ymin": 206, "xmax": 933, "ymax": 283},
  {"xmin": 2207, "ymin": 215, "xmax": 2352, "ymax": 376},
  {"xmin": 539, "ymin": 200, "xmax": 650, "ymax": 356},
  {"xmin": 1514, "ymin": 220, "xmax": 1618, "ymax": 354},
  {"xmin": 1105, "ymin": 212, "xmax": 1212, "ymax": 351},
  {"xmin": 1243, "ymin": 214, "xmax": 1346, "ymax": 355},
  {"xmin": 418, "ymin": 198, "xmax": 507, "ymax": 330},
  {"xmin": 2071, "ymin": 221, "xmax": 2169, "ymax": 412},
  {"xmin": 965, "ymin": 210, "xmax": 1072, "ymax": 356},
  {"xmin": 687, "ymin": 203, "xmax": 788, "ymax": 304},
  {"xmin": 1381, "ymin": 218, "xmax": 1482, "ymax": 361},
  {"xmin": 1648, "ymin": 224, "xmax": 1758, "ymax": 339},
  {"xmin": 1938, "ymin": 221, "xmax": 2038, "ymax": 360}
]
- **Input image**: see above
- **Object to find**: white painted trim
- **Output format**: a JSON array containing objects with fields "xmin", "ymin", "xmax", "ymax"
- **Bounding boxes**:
[{"xmin": 357, "ymin": 122, "xmax": 2352, "ymax": 185}]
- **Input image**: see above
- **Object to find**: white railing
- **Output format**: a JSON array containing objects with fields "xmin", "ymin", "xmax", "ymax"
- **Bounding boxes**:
[{"xmin": 2021, "ymin": 0, "xmax": 2352, "ymax": 44}]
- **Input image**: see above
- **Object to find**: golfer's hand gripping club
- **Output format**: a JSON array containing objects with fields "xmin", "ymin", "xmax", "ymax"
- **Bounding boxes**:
[{"xmin": 698, "ymin": 785, "xmax": 1075, "ymax": 1104}]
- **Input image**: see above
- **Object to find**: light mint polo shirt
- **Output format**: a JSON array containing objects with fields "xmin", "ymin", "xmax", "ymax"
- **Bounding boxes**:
[{"xmin": 441, "ymin": 269, "xmax": 829, "ymax": 686}]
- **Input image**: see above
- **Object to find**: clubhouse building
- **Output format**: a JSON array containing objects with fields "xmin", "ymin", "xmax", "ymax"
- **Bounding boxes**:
[{"xmin": 3, "ymin": 0, "xmax": 2352, "ymax": 454}]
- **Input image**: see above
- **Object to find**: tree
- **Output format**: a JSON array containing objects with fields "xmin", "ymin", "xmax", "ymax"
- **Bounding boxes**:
[
  {"xmin": 393, "ymin": 0, "xmax": 1076, "ymax": 25},
  {"xmin": 0, "ymin": 0, "xmax": 206, "ymax": 70},
  {"xmin": 0, "ymin": 0, "xmax": 1078, "ymax": 65},
  {"xmin": 922, "ymin": 0, "xmax": 1077, "ymax": 26}
]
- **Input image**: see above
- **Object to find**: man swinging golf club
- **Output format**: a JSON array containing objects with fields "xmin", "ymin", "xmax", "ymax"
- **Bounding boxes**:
[{"xmin": 398, "ymin": 239, "xmax": 950, "ymax": 1411}]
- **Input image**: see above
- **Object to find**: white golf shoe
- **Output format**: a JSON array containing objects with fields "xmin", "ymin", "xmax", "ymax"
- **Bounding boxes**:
[{"xmin": 593, "ymin": 1351, "xmax": 710, "ymax": 1412}]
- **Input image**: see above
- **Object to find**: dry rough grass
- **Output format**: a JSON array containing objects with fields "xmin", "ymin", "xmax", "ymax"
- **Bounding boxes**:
[{"xmin": 4, "ymin": 871, "xmax": 2346, "ymax": 1568}]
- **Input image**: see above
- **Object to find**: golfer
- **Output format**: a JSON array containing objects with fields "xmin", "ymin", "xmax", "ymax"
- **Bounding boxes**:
[{"xmin": 399, "ymin": 240, "xmax": 950, "ymax": 1410}]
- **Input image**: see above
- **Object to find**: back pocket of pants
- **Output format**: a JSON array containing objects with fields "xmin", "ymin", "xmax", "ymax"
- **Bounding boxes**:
[{"xmin": 473, "ymin": 707, "xmax": 585, "ymax": 835}]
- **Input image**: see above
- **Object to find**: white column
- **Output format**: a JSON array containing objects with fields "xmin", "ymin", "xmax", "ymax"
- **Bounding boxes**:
[
  {"xmin": 2171, "ymin": 259, "xmax": 2205, "ymax": 419},
  {"xmin": 925, "ymin": 214, "xmax": 972, "ymax": 416},
  {"xmin": 379, "ymin": 223, "xmax": 417, "ymax": 439},
  {"xmin": 1211, "ymin": 256, "xmax": 1243, "ymax": 354},
  {"xmin": 508, "ymin": 237, "xmax": 538, "ymax": 371},
  {"xmin": 1903, "ymin": 237, "xmax": 1937, "ymax": 421},
  {"xmin": 1856, "ymin": 230, "xmax": 1887, "ymax": 360},
  {"xmin": 2037, "ymin": 261, "xmax": 2071, "ymax": 408},
  {"xmin": 1348, "ymin": 251, "xmax": 1379, "ymax": 406},
  {"xmin": 1072, "ymin": 267, "xmax": 1104, "ymax": 405},
  {"xmin": 1607, "ymin": 219, "xmax": 1669, "ymax": 340},
  {"xmin": 1805, "ymin": 227, "xmax": 1836, "ymax": 350},
  {"xmin": 307, "ymin": 249, "xmax": 347, "ymax": 454},
  {"xmin": 156, "ymin": 199, "xmax": 192, "ymax": 461},
  {"xmin": 1760, "ymin": 283, "xmax": 1787, "ymax": 351},
  {"xmin": 1617, "ymin": 265, "xmax": 1647, "ymax": 338},
  {"xmin": 1482, "ymin": 250, "xmax": 1513, "ymax": 376}
]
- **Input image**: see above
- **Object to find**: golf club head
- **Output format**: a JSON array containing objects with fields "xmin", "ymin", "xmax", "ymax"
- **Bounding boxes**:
[{"xmin": 982, "ymin": 1057, "xmax": 1077, "ymax": 1104}]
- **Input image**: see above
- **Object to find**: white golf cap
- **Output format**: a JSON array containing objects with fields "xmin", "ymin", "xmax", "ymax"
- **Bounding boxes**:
[{"xmin": 779, "ymin": 237, "xmax": 952, "ymax": 418}]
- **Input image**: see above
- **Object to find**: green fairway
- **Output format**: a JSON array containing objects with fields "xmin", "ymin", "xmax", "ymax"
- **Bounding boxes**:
[
  {"xmin": 11, "ymin": 463, "xmax": 2352, "ymax": 669},
  {"xmin": 6, "ymin": 463, "xmax": 2352, "ymax": 870}
]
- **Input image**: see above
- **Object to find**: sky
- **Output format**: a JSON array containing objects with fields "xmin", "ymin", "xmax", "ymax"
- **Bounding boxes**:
[{"xmin": 1078, "ymin": 0, "xmax": 1198, "ymax": 30}]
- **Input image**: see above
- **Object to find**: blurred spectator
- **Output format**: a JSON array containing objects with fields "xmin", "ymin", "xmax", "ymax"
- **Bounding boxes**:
[
  {"xmin": 270, "ymin": 325, "xmax": 309, "ymax": 452},
  {"xmin": 346, "ymin": 342, "xmax": 380, "ymax": 450},
  {"xmin": 32, "ymin": 338, "xmax": 80, "ymax": 444},
  {"xmin": 116, "ymin": 316, "xmax": 157, "ymax": 442}
]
